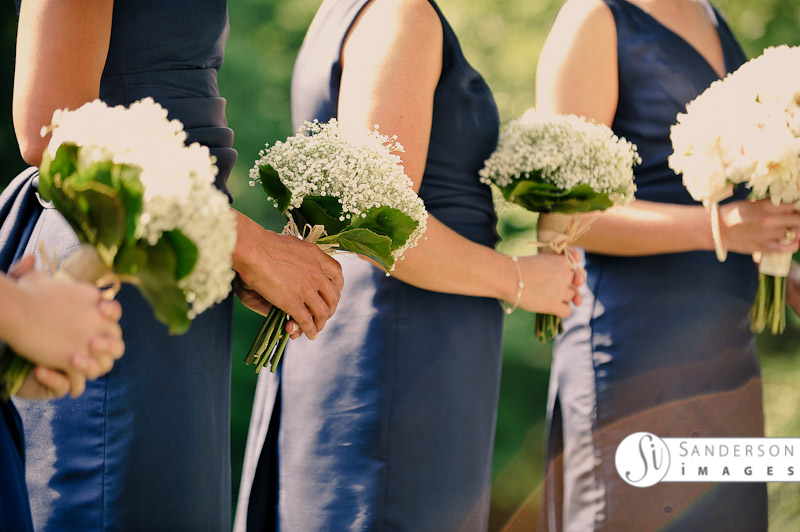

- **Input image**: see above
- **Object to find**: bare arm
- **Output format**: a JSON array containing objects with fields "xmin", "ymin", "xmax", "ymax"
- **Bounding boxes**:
[
  {"xmin": 14, "ymin": 0, "xmax": 114, "ymax": 165},
  {"xmin": 536, "ymin": 0, "xmax": 800, "ymax": 257},
  {"xmin": 339, "ymin": 0, "xmax": 581, "ymax": 316}
]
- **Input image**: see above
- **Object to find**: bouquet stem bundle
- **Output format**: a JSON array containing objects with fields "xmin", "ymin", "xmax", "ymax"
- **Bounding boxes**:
[
  {"xmin": 750, "ymin": 246, "xmax": 793, "ymax": 334},
  {"xmin": 244, "ymin": 306, "xmax": 291, "ymax": 374},
  {"xmin": 751, "ymin": 273, "xmax": 787, "ymax": 335},
  {"xmin": 534, "ymin": 213, "xmax": 594, "ymax": 342}
]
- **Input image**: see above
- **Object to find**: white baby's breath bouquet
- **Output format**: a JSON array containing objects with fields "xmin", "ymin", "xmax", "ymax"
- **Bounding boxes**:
[
  {"xmin": 1, "ymin": 98, "xmax": 237, "ymax": 396},
  {"xmin": 480, "ymin": 109, "xmax": 639, "ymax": 342},
  {"xmin": 669, "ymin": 45, "xmax": 800, "ymax": 334},
  {"xmin": 246, "ymin": 119, "xmax": 428, "ymax": 372}
]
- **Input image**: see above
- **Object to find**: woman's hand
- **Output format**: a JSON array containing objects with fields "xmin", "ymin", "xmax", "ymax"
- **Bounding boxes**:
[
  {"xmin": 720, "ymin": 199, "xmax": 800, "ymax": 255},
  {"xmin": 517, "ymin": 251, "xmax": 585, "ymax": 318},
  {"xmin": 232, "ymin": 212, "xmax": 343, "ymax": 340},
  {"xmin": 1, "ymin": 256, "xmax": 124, "ymax": 399}
]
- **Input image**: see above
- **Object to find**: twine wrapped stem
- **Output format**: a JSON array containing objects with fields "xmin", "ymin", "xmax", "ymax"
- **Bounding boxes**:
[{"xmin": 532, "ymin": 213, "xmax": 595, "ymax": 342}]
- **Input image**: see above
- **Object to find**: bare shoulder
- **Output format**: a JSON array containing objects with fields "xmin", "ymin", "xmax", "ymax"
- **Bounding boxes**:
[
  {"xmin": 536, "ymin": 0, "xmax": 618, "ymax": 123},
  {"xmin": 343, "ymin": 0, "xmax": 444, "ymax": 76},
  {"xmin": 552, "ymin": 0, "xmax": 615, "ymax": 40},
  {"xmin": 367, "ymin": 0, "xmax": 440, "ymax": 26},
  {"xmin": 540, "ymin": 0, "xmax": 617, "ymax": 70},
  {"xmin": 351, "ymin": 0, "xmax": 442, "ymax": 46}
]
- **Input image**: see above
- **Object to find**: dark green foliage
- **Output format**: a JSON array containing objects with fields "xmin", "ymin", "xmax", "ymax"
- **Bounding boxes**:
[
  {"xmin": 258, "ymin": 164, "xmax": 292, "ymax": 213},
  {"xmin": 318, "ymin": 228, "xmax": 394, "ymax": 269},
  {"xmin": 501, "ymin": 177, "xmax": 614, "ymax": 214},
  {"xmin": 295, "ymin": 195, "xmax": 346, "ymax": 235}
]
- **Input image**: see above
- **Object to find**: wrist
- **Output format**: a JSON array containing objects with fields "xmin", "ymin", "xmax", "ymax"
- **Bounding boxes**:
[
  {"xmin": 500, "ymin": 255, "xmax": 524, "ymax": 314},
  {"xmin": 231, "ymin": 210, "xmax": 262, "ymax": 277},
  {"xmin": 495, "ymin": 252, "xmax": 521, "ymax": 304},
  {"xmin": 694, "ymin": 204, "xmax": 717, "ymax": 252}
]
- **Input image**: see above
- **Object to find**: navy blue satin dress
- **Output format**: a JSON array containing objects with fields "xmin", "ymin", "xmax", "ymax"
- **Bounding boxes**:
[
  {"xmin": 0, "ymin": 399, "xmax": 33, "ymax": 532},
  {"xmin": 235, "ymin": 1, "xmax": 503, "ymax": 531},
  {"xmin": 542, "ymin": 2, "xmax": 767, "ymax": 531},
  {"xmin": 8, "ymin": 1, "xmax": 236, "ymax": 530}
]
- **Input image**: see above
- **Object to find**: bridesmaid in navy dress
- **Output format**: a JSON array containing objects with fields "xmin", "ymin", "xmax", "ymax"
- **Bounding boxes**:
[
  {"xmin": 536, "ymin": 0, "xmax": 800, "ymax": 530},
  {"xmin": 10, "ymin": 1, "xmax": 342, "ymax": 530},
  {"xmin": 236, "ymin": 1, "xmax": 584, "ymax": 531}
]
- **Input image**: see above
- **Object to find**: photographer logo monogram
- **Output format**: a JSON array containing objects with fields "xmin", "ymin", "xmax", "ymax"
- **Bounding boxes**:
[{"xmin": 616, "ymin": 433, "xmax": 800, "ymax": 485}]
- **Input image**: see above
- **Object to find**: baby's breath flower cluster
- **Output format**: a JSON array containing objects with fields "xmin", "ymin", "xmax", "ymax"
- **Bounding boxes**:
[
  {"xmin": 46, "ymin": 98, "xmax": 236, "ymax": 317},
  {"xmin": 670, "ymin": 45, "xmax": 800, "ymax": 207},
  {"xmin": 479, "ymin": 108, "xmax": 639, "ymax": 206},
  {"xmin": 250, "ymin": 119, "xmax": 428, "ymax": 264}
]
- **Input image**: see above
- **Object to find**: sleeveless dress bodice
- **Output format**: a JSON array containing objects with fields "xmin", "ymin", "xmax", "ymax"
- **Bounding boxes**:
[
  {"xmin": 608, "ymin": 0, "xmax": 746, "ymax": 205},
  {"xmin": 99, "ymin": 0, "xmax": 236, "ymax": 197},
  {"xmin": 544, "ymin": 2, "xmax": 767, "ymax": 531},
  {"xmin": 236, "ymin": 2, "xmax": 504, "ymax": 531},
  {"xmin": 11, "ymin": 1, "xmax": 236, "ymax": 530}
]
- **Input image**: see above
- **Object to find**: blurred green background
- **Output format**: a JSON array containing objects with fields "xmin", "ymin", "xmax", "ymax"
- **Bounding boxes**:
[{"xmin": 2, "ymin": 0, "xmax": 800, "ymax": 529}]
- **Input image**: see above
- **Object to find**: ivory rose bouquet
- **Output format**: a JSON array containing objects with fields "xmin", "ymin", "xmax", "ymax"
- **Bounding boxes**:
[
  {"xmin": 246, "ymin": 119, "xmax": 428, "ymax": 372},
  {"xmin": 669, "ymin": 45, "xmax": 800, "ymax": 334},
  {"xmin": 0, "ymin": 98, "xmax": 237, "ymax": 397},
  {"xmin": 480, "ymin": 109, "xmax": 639, "ymax": 342}
]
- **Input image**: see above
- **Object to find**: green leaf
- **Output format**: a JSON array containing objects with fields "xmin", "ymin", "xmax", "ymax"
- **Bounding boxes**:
[
  {"xmin": 163, "ymin": 229, "xmax": 198, "ymax": 280},
  {"xmin": 346, "ymin": 206, "xmax": 418, "ymax": 251},
  {"xmin": 115, "ymin": 245, "xmax": 148, "ymax": 276},
  {"xmin": 74, "ymin": 186, "xmax": 125, "ymax": 266},
  {"xmin": 295, "ymin": 195, "xmax": 345, "ymax": 235},
  {"xmin": 69, "ymin": 165, "xmax": 129, "ymax": 262},
  {"xmin": 318, "ymin": 228, "xmax": 394, "ymax": 271},
  {"xmin": 259, "ymin": 164, "xmax": 292, "ymax": 213},
  {"xmin": 136, "ymin": 237, "xmax": 191, "ymax": 335},
  {"xmin": 46, "ymin": 178, "xmax": 97, "ymax": 246},
  {"xmin": 501, "ymin": 178, "xmax": 614, "ymax": 214},
  {"xmin": 117, "ymin": 165, "xmax": 144, "ymax": 242},
  {"xmin": 71, "ymin": 159, "xmax": 114, "ymax": 188},
  {"xmin": 38, "ymin": 143, "xmax": 79, "ymax": 202}
]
